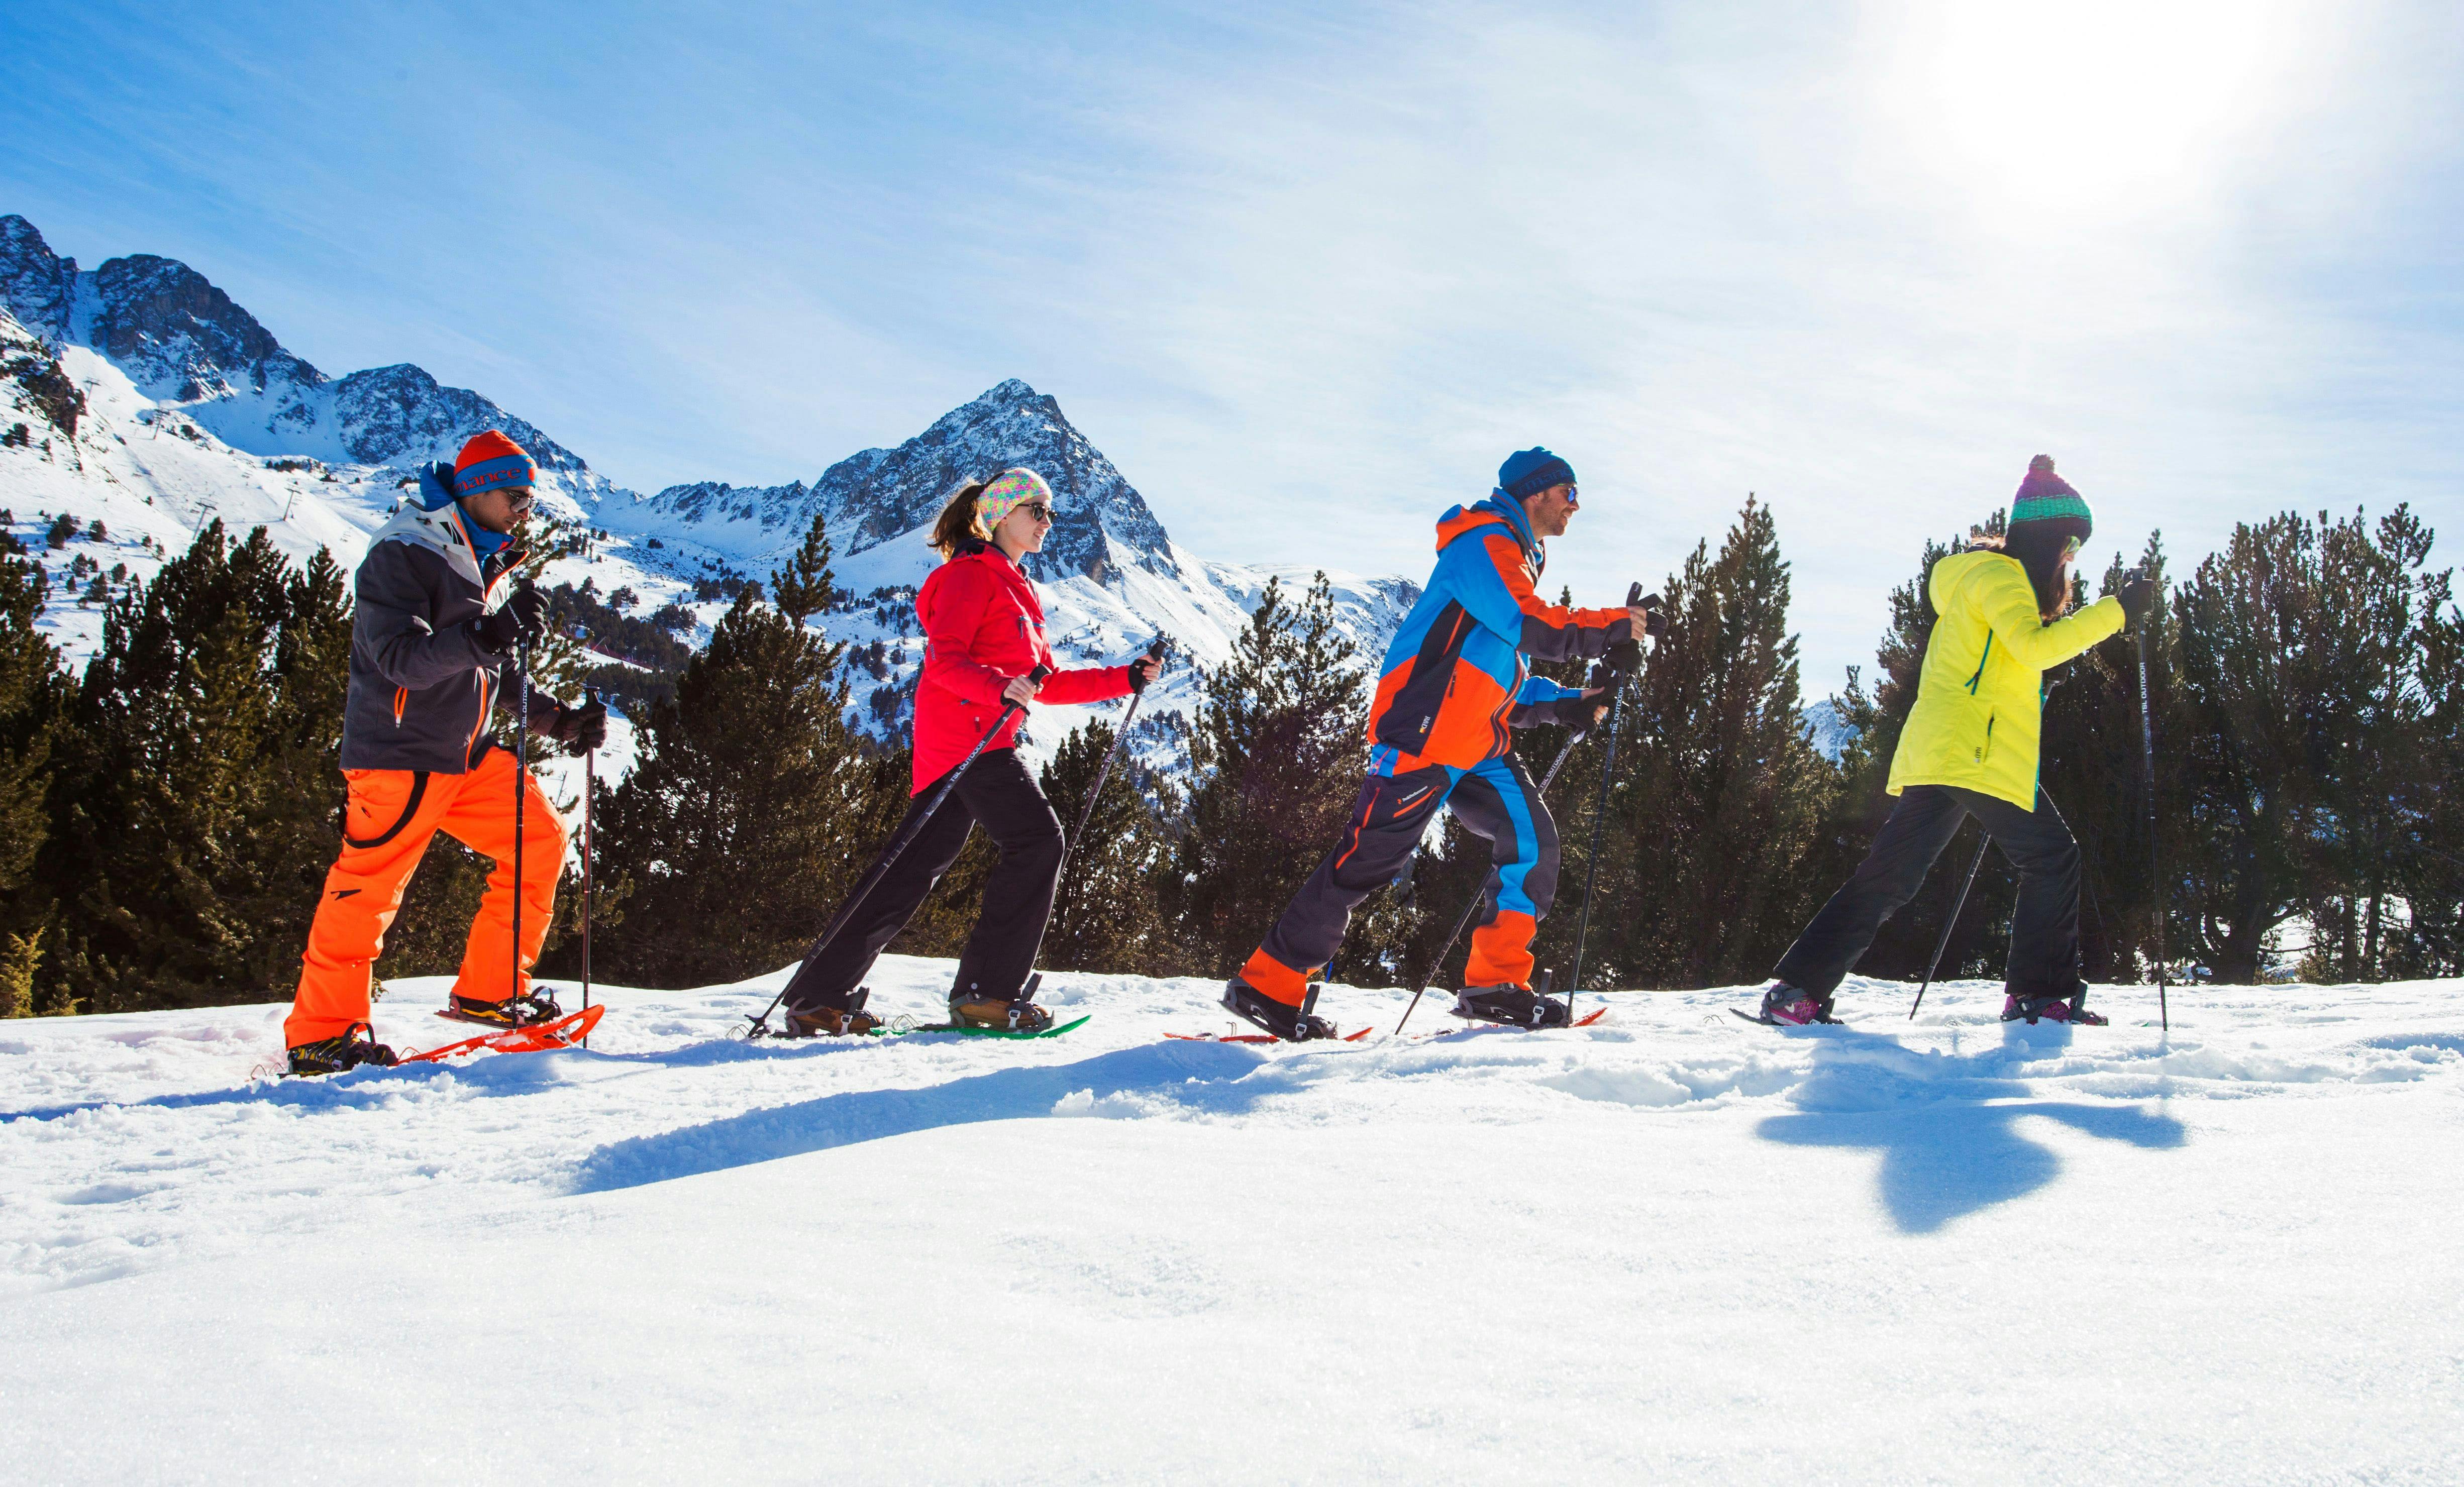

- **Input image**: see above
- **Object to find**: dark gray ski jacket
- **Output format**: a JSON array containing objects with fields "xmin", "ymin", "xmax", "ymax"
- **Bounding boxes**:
[{"xmin": 339, "ymin": 469, "xmax": 556, "ymax": 775}]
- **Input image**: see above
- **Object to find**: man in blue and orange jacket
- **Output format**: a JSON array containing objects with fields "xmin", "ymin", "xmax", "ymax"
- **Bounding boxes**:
[{"xmin": 1222, "ymin": 448, "xmax": 1657, "ymax": 1040}]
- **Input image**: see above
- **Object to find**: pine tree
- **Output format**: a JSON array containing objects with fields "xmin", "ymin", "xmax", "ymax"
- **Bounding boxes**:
[
  {"xmin": 1537, "ymin": 496, "xmax": 1838, "ymax": 988},
  {"xmin": 2038, "ymin": 539, "xmax": 2175, "ymax": 986},
  {"xmin": 0, "ymin": 529, "xmax": 68, "ymax": 1015},
  {"xmin": 39, "ymin": 522, "xmax": 355, "ymax": 1011},
  {"xmin": 1164, "ymin": 574, "xmax": 1373, "ymax": 977},
  {"xmin": 586, "ymin": 520, "xmax": 890, "ymax": 987},
  {"xmin": 2167, "ymin": 512, "xmax": 2346, "ymax": 982}
]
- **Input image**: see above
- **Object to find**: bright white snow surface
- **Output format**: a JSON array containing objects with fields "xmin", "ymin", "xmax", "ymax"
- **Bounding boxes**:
[{"xmin": 4, "ymin": 965, "xmax": 2459, "ymax": 1485}]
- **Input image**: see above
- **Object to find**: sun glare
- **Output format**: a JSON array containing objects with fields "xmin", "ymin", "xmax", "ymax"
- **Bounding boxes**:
[{"xmin": 1880, "ymin": 0, "xmax": 2311, "ymax": 215}]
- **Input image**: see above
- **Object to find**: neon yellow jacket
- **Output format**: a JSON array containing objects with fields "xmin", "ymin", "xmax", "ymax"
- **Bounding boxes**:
[{"xmin": 1886, "ymin": 550, "xmax": 2125, "ymax": 810}]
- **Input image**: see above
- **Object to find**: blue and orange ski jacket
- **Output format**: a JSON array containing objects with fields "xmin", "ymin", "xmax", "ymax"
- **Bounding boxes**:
[{"xmin": 1365, "ymin": 493, "xmax": 1633, "ymax": 772}]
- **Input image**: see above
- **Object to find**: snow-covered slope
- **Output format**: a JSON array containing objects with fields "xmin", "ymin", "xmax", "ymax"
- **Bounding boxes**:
[
  {"xmin": 0, "ymin": 214, "xmax": 1419, "ymax": 770},
  {"xmin": 4, "ymin": 965, "xmax": 2459, "ymax": 1483}
]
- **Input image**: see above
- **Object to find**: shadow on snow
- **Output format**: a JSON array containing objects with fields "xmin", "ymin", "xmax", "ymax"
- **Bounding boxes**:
[
  {"xmin": 0, "ymin": 1025, "xmax": 906, "ymax": 1124},
  {"xmin": 568, "ymin": 1039, "xmax": 1272, "ymax": 1194},
  {"xmin": 1752, "ymin": 1018, "xmax": 2187, "ymax": 1233}
]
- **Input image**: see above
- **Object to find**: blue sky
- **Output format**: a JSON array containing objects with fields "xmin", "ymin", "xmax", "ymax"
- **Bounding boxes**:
[{"xmin": 6, "ymin": 1, "xmax": 2458, "ymax": 688}]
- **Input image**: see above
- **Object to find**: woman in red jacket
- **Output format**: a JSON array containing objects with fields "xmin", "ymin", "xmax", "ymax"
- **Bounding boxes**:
[{"xmin": 776, "ymin": 468, "xmax": 1161, "ymax": 1034}]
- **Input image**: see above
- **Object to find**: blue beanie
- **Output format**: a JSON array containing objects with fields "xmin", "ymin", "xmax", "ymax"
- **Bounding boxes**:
[{"xmin": 1498, "ymin": 447, "xmax": 1576, "ymax": 502}]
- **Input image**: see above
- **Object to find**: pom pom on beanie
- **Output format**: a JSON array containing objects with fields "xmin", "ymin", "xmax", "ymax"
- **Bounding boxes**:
[{"xmin": 2010, "ymin": 453, "xmax": 2092, "ymax": 540}]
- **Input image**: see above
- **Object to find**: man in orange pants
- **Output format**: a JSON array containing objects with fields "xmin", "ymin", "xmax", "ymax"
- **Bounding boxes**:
[{"xmin": 284, "ymin": 431, "xmax": 606, "ymax": 1075}]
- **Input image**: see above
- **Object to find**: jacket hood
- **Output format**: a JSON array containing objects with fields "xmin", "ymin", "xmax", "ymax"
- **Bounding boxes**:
[
  {"xmin": 414, "ymin": 462, "xmax": 459, "ymax": 511},
  {"xmin": 373, "ymin": 493, "xmax": 492, "ymax": 596},
  {"xmin": 1434, "ymin": 492, "xmax": 1536, "ymax": 556}
]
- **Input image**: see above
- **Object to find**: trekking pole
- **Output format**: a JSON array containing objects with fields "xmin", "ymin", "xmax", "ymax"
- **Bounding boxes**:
[
  {"xmin": 512, "ymin": 631, "xmax": 528, "ymax": 1009},
  {"xmin": 1064, "ymin": 637, "xmax": 1169, "ymax": 869},
  {"xmin": 1908, "ymin": 832, "xmax": 1991, "ymax": 1019},
  {"xmin": 1052, "ymin": 637, "xmax": 1167, "ymax": 959},
  {"xmin": 1564, "ymin": 585, "xmax": 1651, "ymax": 1007},
  {"xmin": 745, "ymin": 664, "xmax": 1051, "ymax": 1038},
  {"xmin": 2133, "ymin": 584, "xmax": 2169, "ymax": 1032},
  {"xmin": 581, "ymin": 685, "xmax": 596, "ymax": 1047},
  {"xmin": 1391, "ymin": 703, "xmax": 1595, "ymax": 1036}
]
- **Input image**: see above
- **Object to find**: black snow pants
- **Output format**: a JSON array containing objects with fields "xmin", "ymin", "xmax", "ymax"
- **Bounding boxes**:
[
  {"xmin": 1772, "ymin": 783, "xmax": 2083, "ymax": 1001},
  {"xmin": 781, "ymin": 748, "xmax": 1064, "ymax": 1012}
]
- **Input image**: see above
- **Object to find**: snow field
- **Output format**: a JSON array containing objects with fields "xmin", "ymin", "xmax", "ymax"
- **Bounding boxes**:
[{"xmin": 3, "ymin": 963, "xmax": 2459, "ymax": 1484}]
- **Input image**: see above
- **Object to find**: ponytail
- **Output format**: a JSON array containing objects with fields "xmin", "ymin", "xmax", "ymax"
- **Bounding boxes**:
[{"xmin": 928, "ymin": 478, "xmax": 994, "ymax": 559}]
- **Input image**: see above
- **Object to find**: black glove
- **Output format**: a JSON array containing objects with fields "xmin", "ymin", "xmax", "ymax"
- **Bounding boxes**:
[
  {"xmin": 543, "ymin": 698, "xmax": 609, "ymax": 751},
  {"xmin": 1602, "ymin": 638, "xmax": 1644, "ymax": 676},
  {"xmin": 1637, "ymin": 593, "xmax": 1668, "ymax": 639},
  {"xmin": 472, "ymin": 579, "xmax": 547, "ymax": 653},
  {"xmin": 2116, "ymin": 573, "xmax": 2157, "ymax": 629},
  {"xmin": 1126, "ymin": 645, "xmax": 1165, "ymax": 694},
  {"xmin": 1536, "ymin": 693, "xmax": 1609, "ymax": 730}
]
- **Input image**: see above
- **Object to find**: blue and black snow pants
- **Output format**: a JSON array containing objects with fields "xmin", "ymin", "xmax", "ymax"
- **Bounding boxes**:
[{"xmin": 1239, "ymin": 749, "xmax": 1559, "ymax": 1004}]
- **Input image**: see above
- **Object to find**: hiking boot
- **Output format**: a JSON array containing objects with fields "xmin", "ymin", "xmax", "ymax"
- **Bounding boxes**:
[
  {"xmin": 2001, "ymin": 992, "xmax": 2108, "ymax": 1026},
  {"xmin": 1755, "ymin": 982, "xmax": 1836, "ymax": 1026},
  {"xmin": 1451, "ymin": 984, "xmax": 1572, "ymax": 1028},
  {"xmin": 446, "ymin": 990, "xmax": 563, "ymax": 1028},
  {"xmin": 1221, "ymin": 978, "xmax": 1339, "ymax": 1041},
  {"xmin": 951, "ymin": 973, "xmax": 1054, "ymax": 1033},
  {"xmin": 782, "ymin": 989, "xmax": 883, "ymax": 1037},
  {"xmin": 285, "ymin": 1023, "xmax": 399, "ymax": 1077}
]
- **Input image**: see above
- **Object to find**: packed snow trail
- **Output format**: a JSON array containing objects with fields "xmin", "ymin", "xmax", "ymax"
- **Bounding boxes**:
[{"xmin": 4, "ymin": 961, "xmax": 2460, "ymax": 1484}]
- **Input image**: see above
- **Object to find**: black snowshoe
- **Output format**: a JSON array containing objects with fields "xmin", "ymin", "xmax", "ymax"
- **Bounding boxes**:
[
  {"xmin": 1221, "ymin": 979, "xmax": 1339, "ymax": 1042},
  {"xmin": 285, "ymin": 1022, "xmax": 399, "ymax": 1077},
  {"xmin": 952, "ymin": 973, "xmax": 1054, "ymax": 1034},
  {"xmin": 782, "ymin": 987, "xmax": 885, "ymax": 1037},
  {"xmin": 1450, "ymin": 982, "xmax": 1572, "ymax": 1029},
  {"xmin": 445, "ymin": 990, "xmax": 563, "ymax": 1028},
  {"xmin": 2000, "ymin": 991, "xmax": 2108, "ymax": 1026}
]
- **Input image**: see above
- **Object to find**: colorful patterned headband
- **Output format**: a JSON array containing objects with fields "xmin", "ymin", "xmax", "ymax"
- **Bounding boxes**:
[{"xmin": 976, "ymin": 468, "xmax": 1054, "ymax": 527}]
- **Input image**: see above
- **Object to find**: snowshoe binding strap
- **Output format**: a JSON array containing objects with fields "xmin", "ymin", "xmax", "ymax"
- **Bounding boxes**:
[
  {"xmin": 446, "ymin": 990, "xmax": 564, "ymax": 1028},
  {"xmin": 1756, "ymin": 984, "xmax": 1837, "ymax": 1026},
  {"xmin": 951, "ymin": 979, "xmax": 1054, "ymax": 1033},
  {"xmin": 2001, "ymin": 992, "xmax": 2108, "ymax": 1026},
  {"xmin": 784, "ymin": 993, "xmax": 884, "ymax": 1038},
  {"xmin": 1451, "ymin": 985, "xmax": 1573, "ymax": 1029},
  {"xmin": 284, "ymin": 1021, "xmax": 400, "ymax": 1077},
  {"xmin": 1220, "ymin": 979, "xmax": 1338, "ymax": 1042}
]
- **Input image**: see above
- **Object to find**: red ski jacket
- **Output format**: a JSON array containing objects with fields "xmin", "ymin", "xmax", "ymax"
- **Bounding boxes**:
[{"xmin": 913, "ymin": 541, "xmax": 1132, "ymax": 792}]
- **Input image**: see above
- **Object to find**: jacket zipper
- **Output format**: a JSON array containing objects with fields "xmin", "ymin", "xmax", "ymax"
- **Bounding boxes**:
[
  {"xmin": 466, "ymin": 670, "xmax": 493, "ymax": 764},
  {"xmin": 393, "ymin": 687, "xmax": 407, "ymax": 726},
  {"xmin": 1978, "ymin": 710, "xmax": 1996, "ymax": 763},
  {"xmin": 1966, "ymin": 633, "xmax": 1994, "ymax": 694}
]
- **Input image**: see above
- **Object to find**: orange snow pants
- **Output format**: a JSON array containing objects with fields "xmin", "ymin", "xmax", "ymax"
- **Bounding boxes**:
[{"xmin": 284, "ymin": 750, "xmax": 568, "ymax": 1048}]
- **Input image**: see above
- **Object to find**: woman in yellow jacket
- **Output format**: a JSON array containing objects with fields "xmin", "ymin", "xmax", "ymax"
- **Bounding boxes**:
[{"xmin": 1753, "ymin": 456, "xmax": 2153, "ymax": 1026}]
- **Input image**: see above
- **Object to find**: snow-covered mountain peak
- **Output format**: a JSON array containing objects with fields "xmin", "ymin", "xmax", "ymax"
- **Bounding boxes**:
[
  {"xmin": 84, "ymin": 252, "xmax": 323, "ymax": 405},
  {"xmin": 638, "ymin": 378, "xmax": 1173, "ymax": 588},
  {"xmin": 0, "ymin": 216, "xmax": 77, "ymax": 348},
  {"xmin": 0, "ymin": 214, "xmax": 618, "ymax": 505}
]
